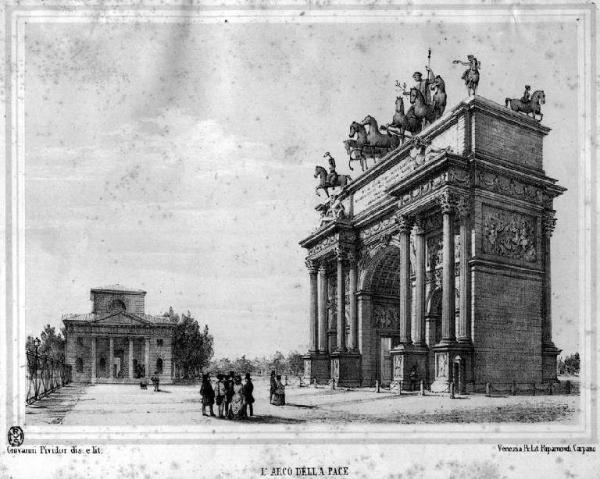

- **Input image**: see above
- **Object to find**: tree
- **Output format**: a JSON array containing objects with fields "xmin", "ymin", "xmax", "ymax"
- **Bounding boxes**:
[
  {"xmin": 564, "ymin": 352, "xmax": 580, "ymax": 376},
  {"xmin": 286, "ymin": 351, "xmax": 304, "ymax": 376},
  {"xmin": 171, "ymin": 310, "xmax": 214, "ymax": 379},
  {"xmin": 268, "ymin": 351, "xmax": 286, "ymax": 374},
  {"xmin": 26, "ymin": 324, "xmax": 66, "ymax": 361}
]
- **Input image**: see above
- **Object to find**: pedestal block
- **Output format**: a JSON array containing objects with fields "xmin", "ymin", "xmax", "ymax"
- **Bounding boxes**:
[
  {"xmin": 542, "ymin": 345, "xmax": 561, "ymax": 383},
  {"xmin": 390, "ymin": 345, "xmax": 428, "ymax": 391},
  {"xmin": 303, "ymin": 353, "xmax": 330, "ymax": 385},
  {"xmin": 430, "ymin": 343, "xmax": 473, "ymax": 393},
  {"xmin": 330, "ymin": 351, "xmax": 361, "ymax": 387}
]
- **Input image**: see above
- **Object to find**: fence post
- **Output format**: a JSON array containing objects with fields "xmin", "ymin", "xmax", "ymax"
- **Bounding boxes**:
[
  {"xmin": 375, "ymin": 380, "xmax": 380, "ymax": 393},
  {"xmin": 419, "ymin": 380, "xmax": 425, "ymax": 396},
  {"xmin": 485, "ymin": 382, "xmax": 491, "ymax": 397},
  {"xmin": 511, "ymin": 381, "xmax": 516, "ymax": 396},
  {"xmin": 450, "ymin": 381, "xmax": 455, "ymax": 399}
]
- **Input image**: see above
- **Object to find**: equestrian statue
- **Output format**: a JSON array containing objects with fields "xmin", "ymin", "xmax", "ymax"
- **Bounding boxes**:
[
  {"xmin": 315, "ymin": 152, "xmax": 352, "ymax": 197},
  {"xmin": 505, "ymin": 85, "xmax": 546, "ymax": 122}
]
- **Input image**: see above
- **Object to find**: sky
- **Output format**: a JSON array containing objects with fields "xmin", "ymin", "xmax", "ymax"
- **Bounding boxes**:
[{"xmin": 23, "ymin": 16, "xmax": 580, "ymax": 358}]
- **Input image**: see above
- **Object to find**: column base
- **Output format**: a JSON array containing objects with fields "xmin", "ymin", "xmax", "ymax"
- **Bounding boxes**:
[
  {"xmin": 330, "ymin": 351, "xmax": 361, "ymax": 387},
  {"xmin": 303, "ymin": 353, "xmax": 330, "ymax": 385},
  {"xmin": 430, "ymin": 342, "xmax": 473, "ymax": 393},
  {"xmin": 390, "ymin": 344, "xmax": 428, "ymax": 391},
  {"xmin": 542, "ymin": 343, "xmax": 561, "ymax": 383}
]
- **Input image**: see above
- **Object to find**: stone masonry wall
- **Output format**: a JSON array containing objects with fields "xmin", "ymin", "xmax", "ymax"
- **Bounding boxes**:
[
  {"xmin": 65, "ymin": 335, "xmax": 93, "ymax": 383},
  {"xmin": 472, "ymin": 267, "xmax": 543, "ymax": 384},
  {"xmin": 92, "ymin": 292, "xmax": 145, "ymax": 315},
  {"xmin": 473, "ymin": 111, "xmax": 544, "ymax": 170}
]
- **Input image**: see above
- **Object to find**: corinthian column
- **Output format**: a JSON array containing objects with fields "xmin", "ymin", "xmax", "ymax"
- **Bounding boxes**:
[
  {"xmin": 397, "ymin": 214, "xmax": 413, "ymax": 345},
  {"xmin": 542, "ymin": 211, "xmax": 557, "ymax": 347},
  {"xmin": 306, "ymin": 260, "xmax": 319, "ymax": 353},
  {"xmin": 439, "ymin": 192, "xmax": 457, "ymax": 344},
  {"xmin": 457, "ymin": 196, "xmax": 472, "ymax": 344},
  {"xmin": 318, "ymin": 264, "xmax": 328, "ymax": 353},
  {"xmin": 413, "ymin": 217, "xmax": 426, "ymax": 346},
  {"xmin": 347, "ymin": 252, "xmax": 358, "ymax": 351},
  {"xmin": 335, "ymin": 248, "xmax": 346, "ymax": 351}
]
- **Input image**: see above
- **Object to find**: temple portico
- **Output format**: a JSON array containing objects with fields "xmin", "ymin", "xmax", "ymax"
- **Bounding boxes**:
[
  {"xmin": 301, "ymin": 95, "xmax": 565, "ymax": 391},
  {"xmin": 64, "ymin": 285, "xmax": 176, "ymax": 385}
]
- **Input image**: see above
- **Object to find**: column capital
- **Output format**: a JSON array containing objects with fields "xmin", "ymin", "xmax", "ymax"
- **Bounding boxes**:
[
  {"xmin": 542, "ymin": 210, "xmax": 557, "ymax": 237},
  {"xmin": 318, "ymin": 263, "xmax": 328, "ymax": 274},
  {"xmin": 395, "ymin": 214, "xmax": 414, "ymax": 234},
  {"xmin": 437, "ymin": 190, "xmax": 459, "ymax": 215},
  {"xmin": 413, "ymin": 215, "xmax": 426, "ymax": 235},
  {"xmin": 334, "ymin": 246, "xmax": 353, "ymax": 262},
  {"xmin": 305, "ymin": 259, "xmax": 319, "ymax": 274}
]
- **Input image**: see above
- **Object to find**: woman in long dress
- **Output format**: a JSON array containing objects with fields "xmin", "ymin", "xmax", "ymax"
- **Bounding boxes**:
[
  {"xmin": 269, "ymin": 371, "xmax": 276, "ymax": 403},
  {"xmin": 270, "ymin": 375, "xmax": 285, "ymax": 406},
  {"xmin": 229, "ymin": 374, "xmax": 245, "ymax": 420}
]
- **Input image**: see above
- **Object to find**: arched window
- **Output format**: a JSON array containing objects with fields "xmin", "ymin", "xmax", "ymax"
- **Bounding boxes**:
[
  {"xmin": 156, "ymin": 358, "xmax": 163, "ymax": 375},
  {"xmin": 76, "ymin": 358, "xmax": 83, "ymax": 373},
  {"xmin": 109, "ymin": 299, "xmax": 126, "ymax": 312}
]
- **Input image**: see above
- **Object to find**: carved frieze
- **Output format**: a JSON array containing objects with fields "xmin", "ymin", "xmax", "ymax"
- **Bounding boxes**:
[
  {"xmin": 359, "ymin": 216, "xmax": 396, "ymax": 242},
  {"xmin": 307, "ymin": 229, "xmax": 356, "ymax": 258},
  {"xmin": 482, "ymin": 206, "xmax": 537, "ymax": 262},
  {"xmin": 372, "ymin": 304, "xmax": 400, "ymax": 330},
  {"xmin": 475, "ymin": 170, "xmax": 544, "ymax": 204}
]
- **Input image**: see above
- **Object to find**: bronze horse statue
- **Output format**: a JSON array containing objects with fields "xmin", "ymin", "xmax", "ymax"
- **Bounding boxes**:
[
  {"xmin": 430, "ymin": 75, "xmax": 447, "ymax": 120},
  {"xmin": 409, "ymin": 87, "xmax": 436, "ymax": 129},
  {"xmin": 314, "ymin": 165, "xmax": 352, "ymax": 197},
  {"xmin": 382, "ymin": 96, "xmax": 421, "ymax": 143},
  {"xmin": 343, "ymin": 121, "xmax": 369, "ymax": 171},
  {"xmin": 505, "ymin": 90, "xmax": 546, "ymax": 122},
  {"xmin": 361, "ymin": 115, "xmax": 400, "ymax": 149}
]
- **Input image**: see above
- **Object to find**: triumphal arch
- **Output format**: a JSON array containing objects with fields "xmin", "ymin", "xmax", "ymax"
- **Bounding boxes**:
[{"xmin": 300, "ymin": 95, "xmax": 565, "ymax": 392}]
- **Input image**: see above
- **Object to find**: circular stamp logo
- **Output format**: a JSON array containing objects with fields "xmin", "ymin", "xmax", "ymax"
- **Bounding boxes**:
[{"xmin": 7, "ymin": 426, "xmax": 24, "ymax": 447}]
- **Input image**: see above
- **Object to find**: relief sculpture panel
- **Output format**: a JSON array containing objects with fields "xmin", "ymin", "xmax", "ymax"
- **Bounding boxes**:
[
  {"xmin": 482, "ymin": 205, "xmax": 537, "ymax": 262},
  {"xmin": 372, "ymin": 304, "xmax": 399, "ymax": 330}
]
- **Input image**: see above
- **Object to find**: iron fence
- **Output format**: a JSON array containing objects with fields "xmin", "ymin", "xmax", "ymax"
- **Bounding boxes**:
[{"xmin": 26, "ymin": 352, "xmax": 72, "ymax": 405}]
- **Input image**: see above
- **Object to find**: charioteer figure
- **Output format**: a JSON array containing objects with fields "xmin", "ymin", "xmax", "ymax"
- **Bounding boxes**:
[{"xmin": 402, "ymin": 69, "xmax": 434, "ymax": 105}]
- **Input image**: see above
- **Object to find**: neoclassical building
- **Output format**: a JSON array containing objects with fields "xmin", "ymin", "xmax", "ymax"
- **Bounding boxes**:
[
  {"xmin": 63, "ymin": 285, "xmax": 176, "ymax": 384},
  {"xmin": 300, "ymin": 96, "xmax": 565, "ymax": 392}
]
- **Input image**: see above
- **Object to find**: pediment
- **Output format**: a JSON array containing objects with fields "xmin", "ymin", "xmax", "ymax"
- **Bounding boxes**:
[{"xmin": 92, "ymin": 312, "xmax": 151, "ymax": 326}]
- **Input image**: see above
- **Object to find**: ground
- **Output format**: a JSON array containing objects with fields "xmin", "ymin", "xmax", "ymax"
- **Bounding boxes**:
[{"xmin": 26, "ymin": 376, "xmax": 579, "ymax": 426}]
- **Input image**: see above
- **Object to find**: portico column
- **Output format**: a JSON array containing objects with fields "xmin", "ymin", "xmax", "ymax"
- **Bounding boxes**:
[
  {"xmin": 413, "ymin": 217, "xmax": 426, "ymax": 346},
  {"xmin": 336, "ymin": 248, "xmax": 346, "ymax": 351},
  {"xmin": 109, "ymin": 337, "xmax": 114, "ymax": 379},
  {"xmin": 542, "ymin": 211, "xmax": 557, "ymax": 346},
  {"xmin": 440, "ymin": 192, "xmax": 457, "ymax": 343},
  {"xmin": 318, "ymin": 264, "xmax": 328, "ymax": 353},
  {"xmin": 128, "ymin": 338, "xmax": 134, "ymax": 379},
  {"xmin": 306, "ymin": 260, "xmax": 319, "ymax": 353},
  {"xmin": 397, "ymin": 215, "xmax": 413, "ymax": 345},
  {"xmin": 348, "ymin": 253, "xmax": 358, "ymax": 351},
  {"xmin": 457, "ymin": 197, "xmax": 472, "ymax": 343},
  {"xmin": 91, "ymin": 337, "xmax": 97, "ymax": 384},
  {"xmin": 145, "ymin": 338, "xmax": 150, "ymax": 377}
]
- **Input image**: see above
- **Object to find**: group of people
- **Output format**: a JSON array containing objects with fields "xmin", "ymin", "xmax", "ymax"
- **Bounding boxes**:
[
  {"xmin": 199, "ymin": 370, "xmax": 288, "ymax": 419},
  {"xmin": 200, "ymin": 371, "xmax": 255, "ymax": 420}
]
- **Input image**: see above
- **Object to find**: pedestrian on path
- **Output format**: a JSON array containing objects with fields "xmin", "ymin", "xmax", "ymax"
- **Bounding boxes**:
[
  {"xmin": 242, "ymin": 373, "xmax": 255, "ymax": 417},
  {"xmin": 200, "ymin": 373, "xmax": 215, "ymax": 417},
  {"xmin": 215, "ymin": 373, "xmax": 226, "ymax": 418}
]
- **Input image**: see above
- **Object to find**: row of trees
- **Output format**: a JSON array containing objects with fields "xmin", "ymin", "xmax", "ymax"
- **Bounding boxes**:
[
  {"xmin": 208, "ymin": 351, "xmax": 304, "ymax": 377},
  {"xmin": 26, "ymin": 310, "xmax": 305, "ymax": 379}
]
